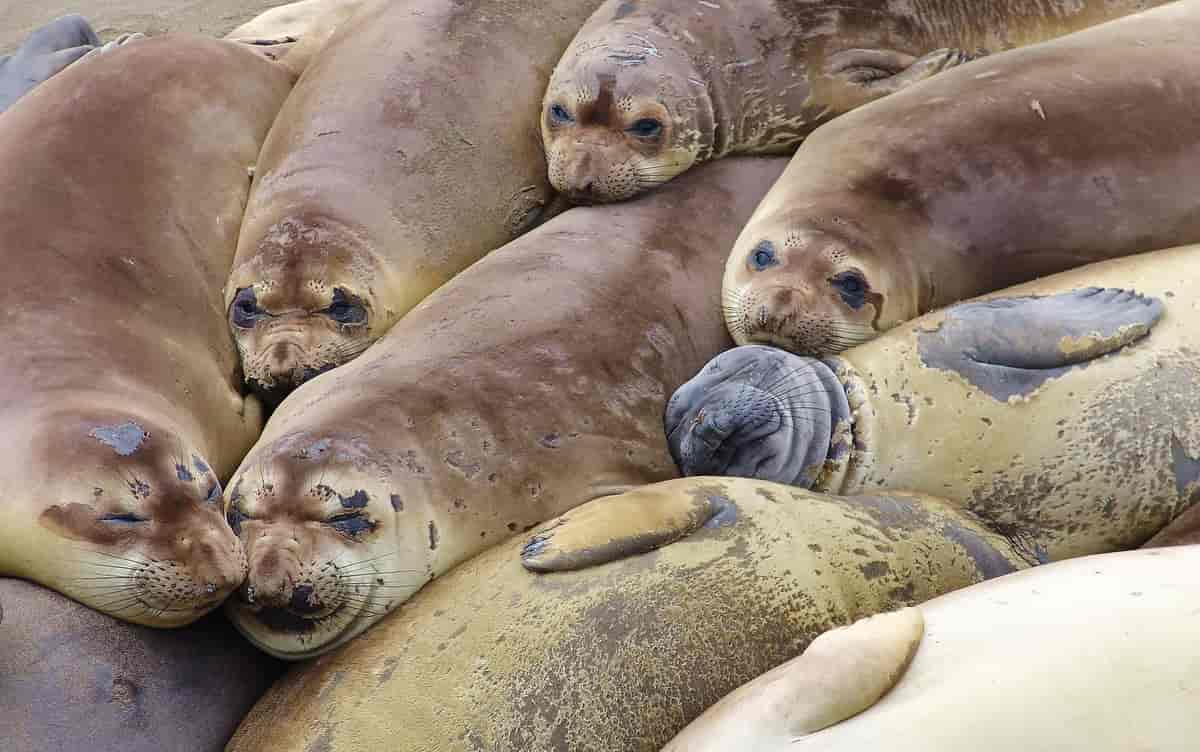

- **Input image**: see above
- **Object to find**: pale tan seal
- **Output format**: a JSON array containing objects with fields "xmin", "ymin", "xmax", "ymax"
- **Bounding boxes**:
[
  {"xmin": 664, "ymin": 545, "xmax": 1200, "ymax": 751},
  {"xmin": 220, "ymin": 157, "xmax": 786, "ymax": 659},
  {"xmin": 224, "ymin": 0, "xmax": 605, "ymax": 403},
  {"xmin": 224, "ymin": 0, "xmax": 364, "ymax": 76},
  {"xmin": 724, "ymin": 0, "xmax": 1200, "ymax": 356},
  {"xmin": 671, "ymin": 243, "xmax": 1200, "ymax": 563},
  {"xmin": 542, "ymin": 0, "xmax": 1171, "ymax": 203},
  {"xmin": 0, "ymin": 35, "xmax": 293, "ymax": 627},
  {"xmin": 225, "ymin": 476, "xmax": 1030, "ymax": 751}
]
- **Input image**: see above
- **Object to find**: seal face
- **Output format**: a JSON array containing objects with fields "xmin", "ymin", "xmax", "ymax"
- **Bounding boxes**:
[{"xmin": 227, "ymin": 215, "xmax": 375, "ymax": 404}]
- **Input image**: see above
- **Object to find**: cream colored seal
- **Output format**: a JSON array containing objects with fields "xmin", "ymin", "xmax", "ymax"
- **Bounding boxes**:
[
  {"xmin": 542, "ymin": 0, "xmax": 1170, "ymax": 203},
  {"xmin": 226, "ymin": 476, "xmax": 1031, "ymax": 751},
  {"xmin": 665, "ymin": 545, "xmax": 1200, "ymax": 751},
  {"xmin": 224, "ymin": 0, "xmax": 364, "ymax": 77},
  {"xmin": 0, "ymin": 36, "xmax": 293, "ymax": 627},
  {"xmin": 723, "ymin": 0, "xmax": 1200, "ymax": 355},
  {"xmin": 673, "ymin": 243, "xmax": 1200, "ymax": 563}
]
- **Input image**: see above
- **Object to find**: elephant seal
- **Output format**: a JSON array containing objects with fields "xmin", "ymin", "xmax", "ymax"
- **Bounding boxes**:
[
  {"xmin": 0, "ymin": 577, "xmax": 284, "ymax": 752},
  {"xmin": 723, "ymin": 0, "xmax": 1200, "ymax": 356},
  {"xmin": 0, "ymin": 15, "xmax": 98, "ymax": 112},
  {"xmin": 541, "ymin": 0, "xmax": 1170, "ymax": 203},
  {"xmin": 225, "ymin": 0, "xmax": 605, "ymax": 403},
  {"xmin": 226, "ymin": 475, "xmax": 1029, "ymax": 751},
  {"xmin": 224, "ymin": 0, "xmax": 364, "ymax": 76},
  {"xmin": 671, "ymin": 243, "xmax": 1200, "ymax": 563},
  {"xmin": 221, "ymin": 157, "xmax": 787, "ymax": 659},
  {"xmin": 664, "ymin": 545, "xmax": 1200, "ymax": 751},
  {"xmin": 0, "ymin": 35, "xmax": 293, "ymax": 626}
]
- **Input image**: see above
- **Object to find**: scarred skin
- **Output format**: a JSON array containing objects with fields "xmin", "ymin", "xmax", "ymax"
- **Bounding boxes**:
[
  {"xmin": 226, "ymin": 476, "xmax": 1030, "ymax": 751},
  {"xmin": 224, "ymin": 0, "xmax": 606, "ymax": 404},
  {"xmin": 0, "ymin": 36, "xmax": 293, "ymax": 627},
  {"xmin": 672, "ymin": 243, "xmax": 1200, "ymax": 563},
  {"xmin": 541, "ymin": 0, "xmax": 1170, "ymax": 204},
  {"xmin": 223, "ymin": 0, "xmax": 365, "ymax": 77},
  {"xmin": 221, "ymin": 157, "xmax": 787, "ymax": 659},
  {"xmin": 665, "ymin": 545, "xmax": 1200, "ymax": 751},
  {"xmin": 723, "ymin": 0, "xmax": 1200, "ymax": 356},
  {"xmin": 0, "ymin": 577, "xmax": 284, "ymax": 752}
]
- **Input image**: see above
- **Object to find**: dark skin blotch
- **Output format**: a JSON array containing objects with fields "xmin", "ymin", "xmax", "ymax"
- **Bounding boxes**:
[{"xmin": 339, "ymin": 490, "xmax": 370, "ymax": 509}]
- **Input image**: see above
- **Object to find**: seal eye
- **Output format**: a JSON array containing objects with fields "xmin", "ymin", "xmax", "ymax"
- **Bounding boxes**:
[
  {"xmin": 830, "ymin": 270, "xmax": 870, "ymax": 310},
  {"xmin": 548, "ymin": 104, "xmax": 573, "ymax": 124},
  {"xmin": 99, "ymin": 512, "xmax": 148, "ymax": 524},
  {"xmin": 628, "ymin": 118, "xmax": 662, "ymax": 138},
  {"xmin": 325, "ymin": 512, "xmax": 376, "ymax": 538},
  {"xmin": 748, "ymin": 241, "xmax": 778, "ymax": 271},
  {"xmin": 230, "ymin": 287, "xmax": 263, "ymax": 330},
  {"xmin": 323, "ymin": 288, "xmax": 367, "ymax": 326},
  {"xmin": 226, "ymin": 506, "xmax": 248, "ymax": 536}
]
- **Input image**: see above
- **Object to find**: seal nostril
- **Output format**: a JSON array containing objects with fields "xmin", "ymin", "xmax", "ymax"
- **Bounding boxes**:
[
  {"xmin": 288, "ymin": 583, "xmax": 321, "ymax": 615},
  {"xmin": 205, "ymin": 582, "xmax": 217, "ymax": 595}
]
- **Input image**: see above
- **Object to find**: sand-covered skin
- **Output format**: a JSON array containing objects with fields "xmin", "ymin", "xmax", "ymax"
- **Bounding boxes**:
[{"xmin": 0, "ymin": 0, "xmax": 294, "ymax": 53}]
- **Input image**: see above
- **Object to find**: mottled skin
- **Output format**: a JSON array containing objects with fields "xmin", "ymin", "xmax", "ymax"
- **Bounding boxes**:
[
  {"xmin": 543, "ymin": 0, "xmax": 1169, "ymax": 203},
  {"xmin": 0, "ymin": 578, "xmax": 284, "ymax": 752},
  {"xmin": 675, "ymin": 244, "xmax": 1200, "ymax": 563},
  {"xmin": 224, "ymin": 0, "xmax": 365, "ymax": 77},
  {"xmin": 724, "ymin": 0, "xmax": 1200, "ymax": 355},
  {"xmin": 666, "ymin": 545, "xmax": 1200, "ymax": 751},
  {"xmin": 226, "ymin": 476, "xmax": 1030, "ymax": 752},
  {"xmin": 222, "ymin": 158, "xmax": 787, "ymax": 659},
  {"xmin": 225, "ymin": 0, "xmax": 606, "ymax": 404},
  {"xmin": 0, "ymin": 36, "xmax": 293, "ymax": 627}
]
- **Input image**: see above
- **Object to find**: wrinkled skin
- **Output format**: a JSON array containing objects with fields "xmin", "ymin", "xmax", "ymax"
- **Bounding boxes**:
[
  {"xmin": 724, "ymin": 1, "xmax": 1200, "ymax": 355},
  {"xmin": 543, "ymin": 0, "xmax": 1170, "ymax": 203},
  {"xmin": 222, "ymin": 158, "xmax": 787, "ymax": 659},
  {"xmin": 225, "ymin": 0, "xmax": 606, "ymax": 402},
  {"xmin": 0, "ymin": 36, "xmax": 292, "ymax": 626}
]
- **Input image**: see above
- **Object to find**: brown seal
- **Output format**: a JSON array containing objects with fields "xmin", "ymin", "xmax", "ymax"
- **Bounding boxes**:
[
  {"xmin": 224, "ymin": 0, "xmax": 605, "ymax": 404},
  {"xmin": 221, "ymin": 157, "xmax": 786, "ymax": 659},
  {"xmin": 225, "ymin": 476, "xmax": 1029, "ymax": 751},
  {"xmin": 0, "ymin": 577, "xmax": 284, "ymax": 752},
  {"xmin": 0, "ymin": 36, "xmax": 293, "ymax": 627},
  {"xmin": 723, "ymin": 0, "xmax": 1200, "ymax": 356},
  {"xmin": 541, "ymin": 0, "xmax": 1170, "ymax": 204}
]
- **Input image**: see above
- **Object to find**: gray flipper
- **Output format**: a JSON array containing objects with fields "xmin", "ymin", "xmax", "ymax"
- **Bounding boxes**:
[
  {"xmin": 0, "ymin": 15, "xmax": 101, "ymax": 112},
  {"xmin": 521, "ymin": 483, "xmax": 735, "ymax": 573},
  {"xmin": 917, "ymin": 287, "xmax": 1164, "ymax": 402},
  {"xmin": 824, "ymin": 47, "xmax": 977, "ymax": 101}
]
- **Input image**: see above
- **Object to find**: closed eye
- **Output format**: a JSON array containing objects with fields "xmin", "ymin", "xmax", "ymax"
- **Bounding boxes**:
[
  {"xmin": 325, "ymin": 512, "xmax": 377, "ymax": 538},
  {"xmin": 100, "ymin": 512, "xmax": 148, "ymax": 524}
]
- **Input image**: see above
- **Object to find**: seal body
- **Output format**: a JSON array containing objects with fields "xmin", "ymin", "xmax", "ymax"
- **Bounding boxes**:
[
  {"xmin": 221, "ymin": 157, "xmax": 787, "ymax": 659},
  {"xmin": 225, "ymin": 0, "xmax": 606, "ymax": 402},
  {"xmin": 672, "ymin": 244, "xmax": 1200, "ymax": 563},
  {"xmin": 0, "ymin": 14, "xmax": 97, "ymax": 112},
  {"xmin": 723, "ymin": 0, "xmax": 1200, "ymax": 355},
  {"xmin": 0, "ymin": 578, "xmax": 283, "ymax": 752},
  {"xmin": 226, "ymin": 476, "xmax": 1029, "ymax": 751},
  {"xmin": 666, "ymin": 545, "xmax": 1200, "ymax": 751},
  {"xmin": 224, "ymin": 0, "xmax": 365, "ymax": 76},
  {"xmin": 542, "ymin": 0, "xmax": 1170, "ymax": 203},
  {"xmin": 0, "ymin": 36, "xmax": 293, "ymax": 626}
]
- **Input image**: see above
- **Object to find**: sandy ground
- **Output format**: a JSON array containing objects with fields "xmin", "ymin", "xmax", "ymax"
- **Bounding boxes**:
[{"xmin": 0, "ymin": 0, "xmax": 296, "ymax": 54}]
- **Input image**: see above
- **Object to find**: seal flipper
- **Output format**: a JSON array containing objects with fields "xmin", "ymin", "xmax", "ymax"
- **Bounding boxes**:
[
  {"xmin": 824, "ymin": 47, "xmax": 974, "ymax": 103},
  {"xmin": 917, "ymin": 287, "xmax": 1164, "ymax": 402},
  {"xmin": 520, "ymin": 481, "xmax": 735, "ymax": 573}
]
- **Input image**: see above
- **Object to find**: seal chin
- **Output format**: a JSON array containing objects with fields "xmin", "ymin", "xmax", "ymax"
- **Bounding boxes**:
[{"xmin": 665, "ymin": 345, "xmax": 850, "ymax": 488}]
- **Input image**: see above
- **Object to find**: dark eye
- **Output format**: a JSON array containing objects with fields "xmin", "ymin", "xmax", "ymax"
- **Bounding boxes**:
[
  {"xmin": 748, "ymin": 241, "xmax": 777, "ymax": 271},
  {"xmin": 99, "ymin": 512, "xmax": 148, "ymax": 524},
  {"xmin": 205, "ymin": 482, "xmax": 222, "ymax": 504},
  {"xmin": 549, "ymin": 104, "xmax": 572, "ymax": 124},
  {"xmin": 323, "ymin": 288, "xmax": 367, "ymax": 325},
  {"xmin": 628, "ymin": 118, "xmax": 662, "ymax": 138},
  {"xmin": 226, "ymin": 506, "xmax": 247, "ymax": 536},
  {"xmin": 325, "ymin": 512, "xmax": 377, "ymax": 538},
  {"xmin": 830, "ymin": 270, "xmax": 870, "ymax": 310},
  {"xmin": 230, "ymin": 287, "xmax": 262, "ymax": 329}
]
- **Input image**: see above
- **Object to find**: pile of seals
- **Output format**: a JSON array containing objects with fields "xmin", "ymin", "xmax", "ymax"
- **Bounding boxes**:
[{"xmin": 0, "ymin": 0, "xmax": 1197, "ymax": 750}]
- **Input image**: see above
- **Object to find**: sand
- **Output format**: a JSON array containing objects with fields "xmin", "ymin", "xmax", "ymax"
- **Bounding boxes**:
[{"xmin": 0, "ymin": 0, "xmax": 296, "ymax": 54}]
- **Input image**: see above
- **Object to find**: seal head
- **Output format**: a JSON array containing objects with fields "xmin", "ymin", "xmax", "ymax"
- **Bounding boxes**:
[
  {"xmin": 542, "ymin": 23, "xmax": 708, "ymax": 203},
  {"xmin": 27, "ymin": 410, "xmax": 246, "ymax": 627},
  {"xmin": 665, "ymin": 345, "xmax": 849, "ymax": 487},
  {"xmin": 722, "ymin": 211, "xmax": 923, "ymax": 356},
  {"xmin": 226, "ymin": 214, "xmax": 379, "ymax": 405}
]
